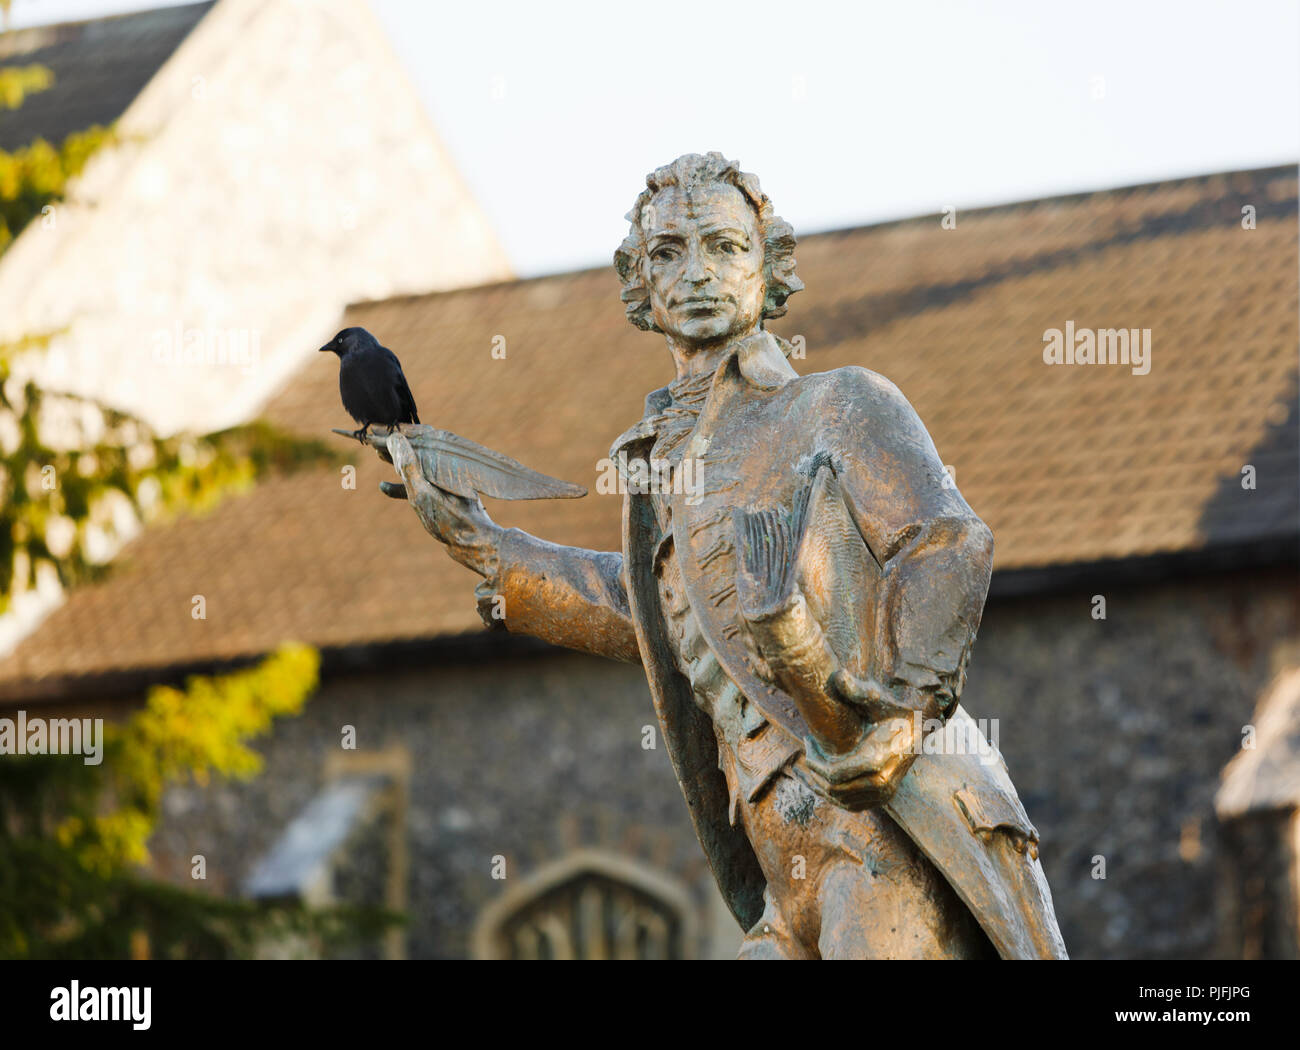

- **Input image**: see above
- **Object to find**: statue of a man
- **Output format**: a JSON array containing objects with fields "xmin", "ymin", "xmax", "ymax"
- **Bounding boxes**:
[{"xmin": 382, "ymin": 153, "xmax": 1066, "ymax": 959}]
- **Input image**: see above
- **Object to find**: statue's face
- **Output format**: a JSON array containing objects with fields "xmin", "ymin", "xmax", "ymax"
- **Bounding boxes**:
[{"xmin": 643, "ymin": 182, "xmax": 765, "ymax": 347}]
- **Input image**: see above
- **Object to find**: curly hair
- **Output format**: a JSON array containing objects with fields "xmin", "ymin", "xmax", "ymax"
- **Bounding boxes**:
[{"xmin": 613, "ymin": 152, "xmax": 804, "ymax": 333}]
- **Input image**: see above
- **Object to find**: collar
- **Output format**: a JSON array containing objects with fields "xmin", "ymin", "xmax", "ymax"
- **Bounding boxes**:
[{"xmin": 607, "ymin": 332, "xmax": 798, "ymax": 461}]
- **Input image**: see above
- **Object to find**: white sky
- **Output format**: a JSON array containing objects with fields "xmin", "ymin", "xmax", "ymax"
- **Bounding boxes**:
[{"xmin": 8, "ymin": 0, "xmax": 1300, "ymax": 276}]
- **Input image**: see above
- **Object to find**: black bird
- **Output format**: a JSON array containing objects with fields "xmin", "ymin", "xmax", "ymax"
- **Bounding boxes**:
[{"xmin": 319, "ymin": 327, "xmax": 419, "ymax": 443}]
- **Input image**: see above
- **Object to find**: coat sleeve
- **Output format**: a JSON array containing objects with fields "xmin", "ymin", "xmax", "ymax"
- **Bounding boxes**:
[
  {"xmin": 472, "ymin": 527, "xmax": 643, "ymax": 664},
  {"xmin": 824, "ymin": 367, "xmax": 994, "ymax": 714}
]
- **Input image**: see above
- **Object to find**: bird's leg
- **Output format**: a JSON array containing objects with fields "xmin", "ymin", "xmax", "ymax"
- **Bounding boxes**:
[{"xmin": 353, "ymin": 422, "xmax": 371, "ymax": 444}]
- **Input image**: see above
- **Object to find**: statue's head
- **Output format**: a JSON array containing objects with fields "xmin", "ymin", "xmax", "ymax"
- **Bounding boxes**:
[{"xmin": 615, "ymin": 153, "xmax": 803, "ymax": 347}]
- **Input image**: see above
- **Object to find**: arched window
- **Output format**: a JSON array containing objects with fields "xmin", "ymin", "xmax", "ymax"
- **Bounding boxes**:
[{"xmin": 472, "ymin": 849, "xmax": 698, "ymax": 960}]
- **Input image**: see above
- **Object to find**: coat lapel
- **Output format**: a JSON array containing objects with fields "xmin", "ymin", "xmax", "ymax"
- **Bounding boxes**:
[
  {"xmin": 619, "ymin": 430, "xmax": 766, "ymax": 932},
  {"xmin": 669, "ymin": 351, "xmax": 809, "ymax": 741}
]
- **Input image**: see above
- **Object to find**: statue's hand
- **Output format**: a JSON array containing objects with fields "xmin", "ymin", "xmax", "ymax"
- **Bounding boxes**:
[
  {"xmin": 800, "ymin": 673, "xmax": 941, "ymax": 810},
  {"xmin": 379, "ymin": 433, "xmax": 503, "ymax": 577}
]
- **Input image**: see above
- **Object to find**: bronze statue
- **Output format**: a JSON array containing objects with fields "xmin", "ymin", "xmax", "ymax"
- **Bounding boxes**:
[{"xmin": 367, "ymin": 153, "xmax": 1067, "ymax": 959}]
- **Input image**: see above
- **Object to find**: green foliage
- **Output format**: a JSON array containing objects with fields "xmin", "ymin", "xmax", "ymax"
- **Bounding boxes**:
[
  {"xmin": 0, "ymin": 645, "xmax": 401, "ymax": 959},
  {"xmin": 0, "ymin": 125, "xmax": 114, "ymax": 251},
  {"xmin": 0, "ymin": 48, "xmax": 380, "ymax": 961},
  {"xmin": 0, "ymin": 365, "xmax": 341, "ymax": 612},
  {"xmin": 0, "ymin": 63, "xmax": 52, "ymax": 110},
  {"xmin": 72, "ymin": 643, "xmax": 321, "ymax": 874},
  {"xmin": 0, "ymin": 845, "xmax": 397, "ymax": 960},
  {"xmin": 0, "ymin": 62, "xmax": 115, "ymax": 250}
]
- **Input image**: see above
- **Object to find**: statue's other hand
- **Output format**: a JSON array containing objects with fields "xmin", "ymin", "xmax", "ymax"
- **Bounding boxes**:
[
  {"xmin": 801, "ymin": 674, "xmax": 941, "ymax": 810},
  {"xmin": 828, "ymin": 670, "xmax": 917, "ymax": 723},
  {"xmin": 380, "ymin": 432, "xmax": 503, "ymax": 577}
]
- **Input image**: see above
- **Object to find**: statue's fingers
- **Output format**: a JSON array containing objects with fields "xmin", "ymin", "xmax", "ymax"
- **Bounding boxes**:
[
  {"xmin": 387, "ymin": 431, "xmax": 416, "ymax": 471},
  {"xmin": 387, "ymin": 434, "xmax": 445, "ymax": 527},
  {"xmin": 388, "ymin": 434, "xmax": 433, "ymax": 497},
  {"xmin": 829, "ymin": 669, "xmax": 883, "ymax": 704}
]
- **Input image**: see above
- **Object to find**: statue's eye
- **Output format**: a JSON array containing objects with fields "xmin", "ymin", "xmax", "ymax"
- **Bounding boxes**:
[
  {"xmin": 716, "ymin": 240, "xmax": 740, "ymax": 254},
  {"xmin": 651, "ymin": 246, "xmax": 678, "ymax": 262}
]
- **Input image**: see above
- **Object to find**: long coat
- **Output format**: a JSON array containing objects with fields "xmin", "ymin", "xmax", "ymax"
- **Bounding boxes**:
[{"xmin": 479, "ymin": 333, "xmax": 1067, "ymax": 959}]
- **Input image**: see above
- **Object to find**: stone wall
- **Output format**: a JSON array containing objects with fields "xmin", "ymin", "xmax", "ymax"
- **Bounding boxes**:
[
  {"xmin": 149, "ymin": 646, "xmax": 740, "ymax": 959},
  {"xmin": 148, "ymin": 567, "xmax": 1298, "ymax": 959},
  {"xmin": 965, "ymin": 568, "xmax": 1297, "ymax": 959}
]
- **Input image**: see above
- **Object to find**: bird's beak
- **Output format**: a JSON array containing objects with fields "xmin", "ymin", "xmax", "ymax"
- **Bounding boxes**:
[{"xmin": 318, "ymin": 344, "xmax": 332, "ymax": 354}]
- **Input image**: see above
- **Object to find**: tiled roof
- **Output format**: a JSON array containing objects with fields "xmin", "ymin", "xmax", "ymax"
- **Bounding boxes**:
[
  {"xmin": 2, "ymin": 165, "xmax": 1295, "ymax": 695},
  {"xmin": 0, "ymin": 2, "xmax": 213, "ymax": 151}
]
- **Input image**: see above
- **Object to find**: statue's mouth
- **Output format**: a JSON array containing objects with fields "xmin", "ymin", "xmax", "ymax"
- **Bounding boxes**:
[{"xmin": 676, "ymin": 297, "xmax": 727, "ymax": 310}]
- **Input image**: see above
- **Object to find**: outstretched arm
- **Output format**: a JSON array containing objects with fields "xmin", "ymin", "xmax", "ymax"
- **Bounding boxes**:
[
  {"xmin": 477, "ymin": 529, "xmax": 640, "ymax": 663},
  {"xmin": 384, "ymin": 433, "xmax": 641, "ymax": 664}
]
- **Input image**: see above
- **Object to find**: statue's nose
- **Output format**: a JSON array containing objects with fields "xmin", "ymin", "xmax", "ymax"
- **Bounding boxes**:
[{"xmin": 682, "ymin": 243, "xmax": 710, "ymax": 283}]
